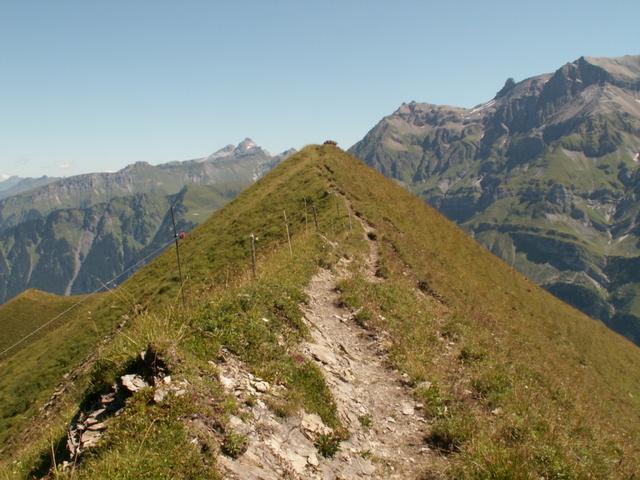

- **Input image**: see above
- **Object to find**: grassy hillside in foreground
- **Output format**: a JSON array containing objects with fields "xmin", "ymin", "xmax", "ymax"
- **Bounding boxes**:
[
  {"xmin": 1, "ymin": 145, "xmax": 639, "ymax": 478},
  {"xmin": 0, "ymin": 289, "xmax": 89, "ymax": 355}
]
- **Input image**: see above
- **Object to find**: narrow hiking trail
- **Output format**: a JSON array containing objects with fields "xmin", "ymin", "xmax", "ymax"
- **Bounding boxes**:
[
  {"xmin": 218, "ymin": 220, "xmax": 435, "ymax": 479},
  {"xmin": 299, "ymin": 224, "xmax": 433, "ymax": 479}
]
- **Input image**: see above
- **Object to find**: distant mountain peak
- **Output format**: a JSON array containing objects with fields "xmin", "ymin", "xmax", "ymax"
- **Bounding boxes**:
[
  {"xmin": 496, "ymin": 77, "xmax": 517, "ymax": 98},
  {"xmin": 203, "ymin": 138, "xmax": 265, "ymax": 163},
  {"xmin": 236, "ymin": 137, "xmax": 257, "ymax": 152}
]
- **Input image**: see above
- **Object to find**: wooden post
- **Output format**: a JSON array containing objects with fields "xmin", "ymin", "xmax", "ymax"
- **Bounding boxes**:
[
  {"xmin": 312, "ymin": 206, "xmax": 319, "ymax": 231},
  {"xmin": 283, "ymin": 210, "xmax": 293, "ymax": 256},
  {"xmin": 345, "ymin": 197, "xmax": 353, "ymax": 231},
  {"xmin": 250, "ymin": 233, "xmax": 257, "ymax": 279},
  {"xmin": 303, "ymin": 197, "xmax": 308, "ymax": 234},
  {"xmin": 334, "ymin": 193, "xmax": 340, "ymax": 216},
  {"xmin": 171, "ymin": 206, "xmax": 186, "ymax": 307}
]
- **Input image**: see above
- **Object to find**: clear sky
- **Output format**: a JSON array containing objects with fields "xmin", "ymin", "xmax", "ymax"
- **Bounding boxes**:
[{"xmin": 1, "ymin": 0, "xmax": 638, "ymax": 178}]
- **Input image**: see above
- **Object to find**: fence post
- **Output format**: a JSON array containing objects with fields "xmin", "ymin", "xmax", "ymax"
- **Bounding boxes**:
[
  {"xmin": 250, "ymin": 233, "xmax": 257, "ymax": 279},
  {"xmin": 345, "ymin": 197, "xmax": 353, "ymax": 231},
  {"xmin": 171, "ymin": 206, "xmax": 186, "ymax": 307},
  {"xmin": 303, "ymin": 197, "xmax": 309, "ymax": 234},
  {"xmin": 312, "ymin": 206, "xmax": 319, "ymax": 231},
  {"xmin": 283, "ymin": 210, "xmax": 293, "ymax": 256}
]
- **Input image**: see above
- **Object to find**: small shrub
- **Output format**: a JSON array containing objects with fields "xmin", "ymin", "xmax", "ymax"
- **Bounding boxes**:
[
  {"xmin": 315, "ymin": 433, "xmax": 341, "ymax": 458},
  {"xmin": 441, "ymin": 319, "xmax": 464, "ymax": 341},
  {"xmin": 221, "ymin": 431, "xmax": 248, "ymax": 459},
  {"xmin": 416, "ymin": 383, "xmax": 448, "ymax": 418},
  {"xmin": 425, "ymin": 414, "xmax": 473, "ymax": 454},
  {"xmin": 533, "ymin": 445, "xmax": 573, "ymax": 479},
  {"xmin": 471, "ymin": 369, "xmax": 512, "ymax": 405},
  {"xmin": 264, "ymin": 397, "xmax": 297, "ymax": 419},
  {"xmin": 375, "ymin": 265, "xmax": 389, "ymax": 279},
  {"xmin": 358, "ymin": 414, "xmax": 372, "ymax": 429},
  {"xmin": 375, "ymin": 258, "xmax": 390, "ymax": 279},
  {"xmin": 359, "ymin": 449, "xmax": 372, "ymax": 459},
  {"xmin": 354, "ymin": 308, "xmax": 372, "ymax": 328},
  {"xmin": 459, "ymin": 344, "xmax": 486, "ymax": 363}
]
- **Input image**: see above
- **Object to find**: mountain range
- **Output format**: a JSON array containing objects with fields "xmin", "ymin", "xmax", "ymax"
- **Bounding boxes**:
[
  {"xmin": 351, "ymin": 54, "xmax": 640, "ymax": 344},
  {"xmin": 0, "ymin": 139, "xmax": 292, "ymax": 304}
]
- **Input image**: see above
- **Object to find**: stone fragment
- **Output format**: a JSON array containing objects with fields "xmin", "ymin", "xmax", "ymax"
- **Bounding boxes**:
[
  {"xmin": 219, "ymin": 374, "xmax": 236, "ymax": 391},
  {"xmin": 301, "ymin": 413, "xmax": 331, "ymax": 437},
  {"xmin": 401, "ymin": 403, "xmax": 414, "ymax": 415},
  {"xmin": 307, "ymin": 343, "xmax": 338, "ymax": 365},
  {"xmin": 100, "ymin": 392, "xmax": 116, "ymax": 404},
  {"xmin": 153, "ymin": 388, "xmax": 167, "ymax": 403},
  {"xmin": 89, "ymin": 408, "xmax": 106, "ymax": 418},
  {"xmin": 285, "ymin": 451, "xmax": 308, "ymax": 473},
  {"xmin": 80, "ymin": 430, "xmax": 102, "ymax": 448},
  {"xmin": 120, "ymin": 374, "xmax": 147, "ymax": 393},
  {"xmin": 87, "ymin": 422, "xmax": 107, "ymax": 431},
  {"xmin": 307, "ymin": 453, "xmax": 319, "ymax": 467},
  {"xmin": 254, "ymin": 381, "xmax": 270, "ymax": 393},
  {"xmin": 416, "ymin": 381, "xmax": 432, "ymax": 391}
]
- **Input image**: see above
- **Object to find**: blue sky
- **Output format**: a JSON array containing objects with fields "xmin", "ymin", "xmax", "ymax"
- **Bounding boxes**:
[{"xmin": 1, "ymin": 0, "xmax": 638, "ymax": 177}]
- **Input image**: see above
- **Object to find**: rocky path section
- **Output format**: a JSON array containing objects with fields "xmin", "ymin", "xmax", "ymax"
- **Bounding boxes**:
[
  {"xmin": 218, "ymin": 224, "xmax": 434, "ymax": 479},
  {"xmin": 300, "ymin": 259, "xmax": 431, "ymax": 478}
]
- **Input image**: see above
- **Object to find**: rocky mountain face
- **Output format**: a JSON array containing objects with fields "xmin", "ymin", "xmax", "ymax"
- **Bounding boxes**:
[
  {"xmin": 350, "ymin": 55, "xmax": 640, "ymax": 344},
  {"xmin": 0, "ymin": 139, "xmax": 292, "ymax": 304}
]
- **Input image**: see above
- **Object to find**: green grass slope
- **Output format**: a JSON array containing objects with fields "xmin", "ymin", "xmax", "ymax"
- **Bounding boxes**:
[
  {"xmin": 0, "ymin": 289, "xmax": 89, "ymax": 355},
  {"xmin": 1, "ymin": 145, "xmax": 639, "ymax": 479}
]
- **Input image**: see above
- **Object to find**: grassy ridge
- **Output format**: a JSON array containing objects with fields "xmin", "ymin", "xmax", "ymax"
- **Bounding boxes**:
[
  {"xmin": 0, "ymin": 146, "xmax": 350, "ymax": 477},
  {"xmin": 1, "ymin": 145, "xmax": 639, "ymax": 478},
  {"xmin": 321, "ymin": 146, "xmax": 640, "ymax": 477}
]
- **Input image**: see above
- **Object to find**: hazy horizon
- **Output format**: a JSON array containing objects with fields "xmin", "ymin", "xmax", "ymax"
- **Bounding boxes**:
[{"xmin": 1, "ymin": 0, "xmax": 639, "ymax": 178}]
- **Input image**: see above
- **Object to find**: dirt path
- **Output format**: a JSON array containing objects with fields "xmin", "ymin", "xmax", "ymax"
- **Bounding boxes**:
[
  {"xmin": 218, "ymin": 224, "xmax": 433, "ymax": 479},
  {"xmin": 299, "ymin": 227, "xmax": 431, "ymax": 479}
]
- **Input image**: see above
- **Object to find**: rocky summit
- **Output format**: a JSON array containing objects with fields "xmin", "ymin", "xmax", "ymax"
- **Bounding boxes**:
[{"xmin": 350, "ymin": 54, "xmax": 640, "ymax": 344}]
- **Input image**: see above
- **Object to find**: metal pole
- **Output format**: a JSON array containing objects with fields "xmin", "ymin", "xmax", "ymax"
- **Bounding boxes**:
[{"xmin": 171, "ymin": 206, "xmax": 186, "ymax": 307}]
